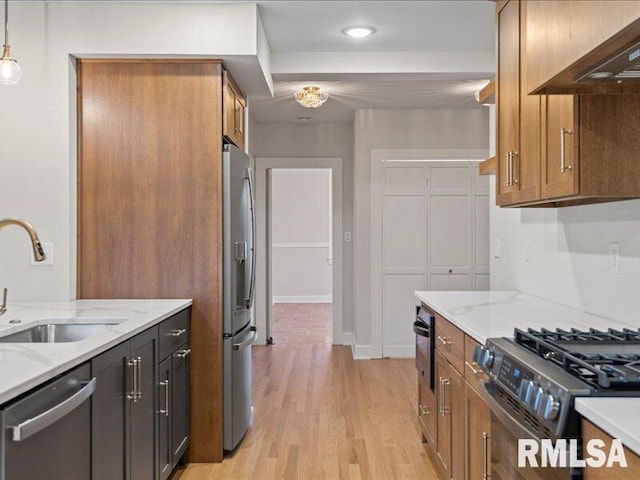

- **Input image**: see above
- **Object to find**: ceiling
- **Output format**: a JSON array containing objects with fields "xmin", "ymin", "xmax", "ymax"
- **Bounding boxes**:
[{"xmin": 252, "ymin": 1, "xmax": 495, "ymax": 123}]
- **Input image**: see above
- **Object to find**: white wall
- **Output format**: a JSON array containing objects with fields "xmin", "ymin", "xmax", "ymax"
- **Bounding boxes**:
[
  {"xmin": 271, "ymin": 169, "xmax": 332, "ymax": 303},
  {"xmin": 0, "ymin": 2, "xmax": 265, "ymax": 301},
  {"xmin": 489, "ymin": 103, "xmax": 640, "ymax": 325},
  {"xmin": 251, "ymin": 122, "xmax": 354, "ymax": 331},
  {"xmin": 353, "ymin": 109, "xmax": 490, "ymax": 353}
]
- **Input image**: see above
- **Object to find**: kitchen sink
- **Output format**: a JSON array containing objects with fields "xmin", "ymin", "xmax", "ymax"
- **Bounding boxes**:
[{"xmin": 0, "ymin": 323, "xmax": 121, "ymax": 343}]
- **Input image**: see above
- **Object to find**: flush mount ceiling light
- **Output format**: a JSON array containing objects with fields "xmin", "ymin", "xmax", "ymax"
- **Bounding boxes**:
[
  {"xmin": 342, "ymin": 26, "xmax": 376, "ymax": 38},
  {"xmin": 294, "ymin": 86, "xmax": 329, "ymax": 108},
  {"xmin": 0, "ymin": 0, "xmax": 21, "ymax": 85}
]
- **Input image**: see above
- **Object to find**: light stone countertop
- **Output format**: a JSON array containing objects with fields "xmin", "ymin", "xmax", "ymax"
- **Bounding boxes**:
[
  {"xmin": 0, "ymin": 299, "xmax": 192, "ymax": 406},
  {"xmin": 414, "ymin": 290, "xmax": 637, "ymax": 345},
  {"xmin": 414, "ymin": 291, "xmax": 640, "ymax": 457}
]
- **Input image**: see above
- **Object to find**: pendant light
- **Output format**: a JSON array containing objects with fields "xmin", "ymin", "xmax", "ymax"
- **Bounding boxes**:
[{"xmin": 0, "ymin": 0, "xmax": 21, "ymax": 85}]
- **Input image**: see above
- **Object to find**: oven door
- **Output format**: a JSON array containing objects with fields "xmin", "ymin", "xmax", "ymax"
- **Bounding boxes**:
[{"xmin": 480, "ymin": 382, "xmax": 579, "ymax": 480}]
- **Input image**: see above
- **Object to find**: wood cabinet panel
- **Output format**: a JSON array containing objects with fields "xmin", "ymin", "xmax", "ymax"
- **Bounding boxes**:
[
  {"xmin": 78, "ymin": 60, "xmax": 223, "ymax": 462},
  {"xmin": 435, "ymin": 313, "xmax": 465, "ymax": 374},
  {"xmin": 464, "ymin": 382, "xmax": 491, "ymax": 480},
  {"xmin": 583, "ymin": 420, "xmax": 640, "ymax": 479},
  {"xmin": 419, "ymin": 376, "xmax": 437, "ymax": 446},
  {"xmin": 526, "ymin": 1, "xmax": 640, "ymax": 94},
  {"xmin": 223, "ymin": 70, "xmax": 246, "ymax": 151}
]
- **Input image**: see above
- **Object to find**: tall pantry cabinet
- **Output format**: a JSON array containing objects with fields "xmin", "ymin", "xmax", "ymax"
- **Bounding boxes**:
[{"xmin": 77, "ymin": 59, "xmax": 231, "ymax": 462}]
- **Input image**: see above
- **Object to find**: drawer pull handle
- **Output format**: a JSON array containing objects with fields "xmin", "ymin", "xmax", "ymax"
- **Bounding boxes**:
[
  {"xmin": 560, "ymin": 128, "xmax": 573, "ymax": 173},
  {"xmin": 174, "ymin": 348, "xmax": 191, "ymax": 358},
  {"xmin": 169, "ymin": 328, "xmax": 186, "ymax": 337},
  {"xmin": 437, "ymin": 335, "xmax": 452, "ymax": 346},
  {"xmin": 419, "ymin": 404, "xmax": 430, "ymax": 416},
  {"xmin": 465, "ymin": 361, "xmax": 481, "ymax": 375},
  {"xmin": 159, "ymin": 380, "xmax": 170, "ymax": 417},
  {"xmin": 482, "ymin": 431, "xmax": 490, "ymax": 479}
]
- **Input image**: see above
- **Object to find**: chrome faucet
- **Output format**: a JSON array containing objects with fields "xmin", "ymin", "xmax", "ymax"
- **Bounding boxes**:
[{"xmin": 0, "ymin": 217, "xmax": 46, "ymax": 262}]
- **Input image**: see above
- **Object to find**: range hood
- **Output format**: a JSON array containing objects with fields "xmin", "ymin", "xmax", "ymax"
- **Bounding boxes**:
[{"xmin": 576, "ymin": 39, "xmax": 640, "ymax": 83}]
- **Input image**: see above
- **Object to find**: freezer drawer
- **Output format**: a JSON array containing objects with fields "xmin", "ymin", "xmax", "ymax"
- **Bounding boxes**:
[
  {"xmin": 0, "ymin": 363, "xmax": 94, "ymax": 480},
  {"xmin": 223, "ymin": 324, "xmax": 256, "ymax": 452}
]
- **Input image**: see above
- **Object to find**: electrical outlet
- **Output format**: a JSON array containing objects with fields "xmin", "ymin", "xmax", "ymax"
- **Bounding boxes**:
[
  {"xmin": 525, "ymin": 240, "xmax": 531, "ymax": 263},
  {"xmin": 494, "ymin": 238, "xmax": 501, "ymax": 259},
  {"xmin": 344, "ymin": 231, "xmax": 352, "ymax": 243},
  {"xmin": 610, "ymin": 242, "xmax": 620, "ymax": 274},
  {"xmin": 30, "ymin": 242, "xmax": 54, "ymax": 266}
]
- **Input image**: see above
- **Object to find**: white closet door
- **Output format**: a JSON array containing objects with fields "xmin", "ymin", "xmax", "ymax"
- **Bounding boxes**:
[
  {"xmin": 382, "ymin": 164, "xmax": 427, "ymax": 357},
  {"xmin": 473, "ymin": 165, "xmax": 491, "ymax": 290},
  {"xmin": 428, "ymin": 164, "xmax": 473, "ymax": 291}
]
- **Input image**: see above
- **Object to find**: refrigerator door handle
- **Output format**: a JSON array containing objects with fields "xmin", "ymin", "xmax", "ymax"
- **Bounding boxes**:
[
  {"xmin": 233, "ymin": 326, "xmax": 257, "ymax": 351},
  {"xmin": 245, "ymin": 167, "xmax": 257, "ymax": 310}
]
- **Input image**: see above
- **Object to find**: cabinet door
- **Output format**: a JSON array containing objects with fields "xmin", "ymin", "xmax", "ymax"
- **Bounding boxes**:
[
  {"xmin": 449, "ymin": 361, "xmax": 465, "ymax": 480},
  {"xmin": 130, "ymin": 328, "xmax": 159, "ymax": 480},
  {"xmin": 435, "ymin": 352, "xmax": 451, "ymax": 476},
  {"xmin": 223, "ymin": 73, "xmax": 236, "ymax": 143},
  {"xmin": 233, "ymin": 96, "xmax": 246, "ymax": 151},
  {"xmin": 418, "ymin": 376, "xmax": 437, "ymax": 446},
  {"xmin": 91, "ymin": 342, "xmax": 130, "ymax": 480},
  {"xmin": 158, "ymin": 357, "xmax": 172, "ymax": 480},
  {"xmin": 496, "ymin": 0, "xmax": 520, "ymax": 204},
  {"xmin": 541, "ymin": 95, "xmax": 578, "ymax": 199},
  {"xmin": 512, "ymin": 0, "xmax": 540, "ymax": 204},
  {"xmin": 172, "ymin": 345, "xmax": 191, "ymax": 464},
  {"xmin": 465, "ymin": 382, "xmax": 491, "ymax": 480}
]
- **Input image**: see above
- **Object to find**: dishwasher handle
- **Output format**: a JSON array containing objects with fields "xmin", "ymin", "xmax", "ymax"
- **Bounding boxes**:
[{"xmin": 9, "ymin": 377, "xmax": 97, "ymax": 442}]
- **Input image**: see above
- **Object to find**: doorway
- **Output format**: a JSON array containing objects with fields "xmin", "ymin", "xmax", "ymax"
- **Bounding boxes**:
[
  {"xmin": 254, "ymin": 158, "xmax": 343, "ymax": 346},
  {"xmin": 269, "ymin": 168, "xmax": 333, "ymax": 344}
]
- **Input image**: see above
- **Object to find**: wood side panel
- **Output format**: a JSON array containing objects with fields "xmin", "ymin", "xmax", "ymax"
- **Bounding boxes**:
[
  {"xmin": 579, "ymin": 95, "xmax": 640, "ymax": 198},
  {"xmin": 78, "ymin": 60, "xmax": 224, "ymax": 462},
  {"xmin": 583, "ymin": 420, "xmax": 640, "ymax": 479},
  {"xmin": 526, "ymin": 1, "xmax": 640, "ymax": 94}
]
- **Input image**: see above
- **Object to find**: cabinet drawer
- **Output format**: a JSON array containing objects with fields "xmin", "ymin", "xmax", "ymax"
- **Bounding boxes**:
[
  {"xmin": 464, "ymin": 336, "xmax": 490, "ymax": 393},
  {"xmin": 418, "ymin": 376, "xmax": 437, "ymax": 446},
  {"xmin": 159, "ymin": 308, "xmax": 191, "ymax": 360},
  {"xmin": 435, "ymin": 314, "xmax": 465, "ymax": 374}
]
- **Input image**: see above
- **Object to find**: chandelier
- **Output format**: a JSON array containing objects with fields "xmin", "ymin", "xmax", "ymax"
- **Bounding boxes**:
[{"xmin": 294, "ymin": 86, "xmax": 329, "ymax": 108}]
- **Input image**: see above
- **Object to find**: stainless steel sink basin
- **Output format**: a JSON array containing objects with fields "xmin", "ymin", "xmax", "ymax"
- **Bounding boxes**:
[{"xmin": 0, "ymin": 323, "xmax": 119, "ymax": 343}]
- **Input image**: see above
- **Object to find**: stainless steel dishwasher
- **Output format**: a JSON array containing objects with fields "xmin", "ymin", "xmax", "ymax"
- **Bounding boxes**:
[{"xmin": 0, "ymin": 363, "xmax": 95, "ymax": 480}]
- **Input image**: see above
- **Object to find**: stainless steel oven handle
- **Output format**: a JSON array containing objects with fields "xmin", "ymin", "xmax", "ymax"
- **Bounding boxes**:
[
  {"xmin": 480, "ymin": 381, "xmax": 541, "ymax": 442},
  {"xmin": 10, "ymin": 378, "xmax": 97, "ymax": 442}
]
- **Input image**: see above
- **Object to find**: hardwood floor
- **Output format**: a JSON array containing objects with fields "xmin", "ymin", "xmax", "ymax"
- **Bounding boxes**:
[{"xmin": 176, "ymin": 304, "xmax": 437, "ymax": 480}]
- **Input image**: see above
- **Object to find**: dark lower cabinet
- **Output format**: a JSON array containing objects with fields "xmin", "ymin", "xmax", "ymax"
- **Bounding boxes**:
[
  {"xmin": 157, "ymin": 342, "xmax": 191, "ymax": 480},
  {"xmin": 92, "ymin": 327, "xmax": 159, "ymax": 480}
]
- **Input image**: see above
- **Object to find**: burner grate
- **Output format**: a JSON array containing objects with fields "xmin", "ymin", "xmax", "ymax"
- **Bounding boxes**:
[{"xmin": 514, "ymin": 327, "xmax": 640, "ymax": 390}]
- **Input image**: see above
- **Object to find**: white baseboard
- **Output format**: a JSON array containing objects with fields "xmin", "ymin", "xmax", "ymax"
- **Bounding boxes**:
[
  {"xmin": 351, "ymin": 341, "xmax": 374, "ymax": 360},
  {"xmin": 382, "ymin": 345, "xmax": 415, "ymax": 358},
  {"xmin": 334, "ymin": 331, "xmax": 353, "ymax": 346},
  {"xmin": 272, "ymin": 295, "xmax": 332, "ymax": 304}
]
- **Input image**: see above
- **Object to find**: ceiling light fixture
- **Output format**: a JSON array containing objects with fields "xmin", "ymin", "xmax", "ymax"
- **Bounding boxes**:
[
  {"xmin": 0, "ymin": 0, "xmax": 21, "ymax": 85},
  {"xmin": 342, "ymin": 26, "xmax": 376, "ymax": 38},
  {"xmin": 294, "ymin": 86, "xmax": 329, "ymax": 108}
]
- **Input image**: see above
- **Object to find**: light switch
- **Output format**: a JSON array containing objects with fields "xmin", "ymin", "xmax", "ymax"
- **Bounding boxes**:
[
  {"xmin": 344, "ymin": 231, "xmax": 353, "ymax": 243},
  {"xmin": 494, "ymin": 238, "xmax": 501, "ymax": 259},
  {"xmin": 610, "ymin": 242, "xmax": 620, "ymax": 274}
]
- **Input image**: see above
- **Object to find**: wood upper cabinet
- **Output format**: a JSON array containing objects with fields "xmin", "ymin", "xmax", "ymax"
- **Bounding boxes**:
[
  {"xmin": 495, "ymin": 1, "xmax": 640, "ymax": 207},
  {"xmin": 526, "ymin": 1, "xmax": 640, "ymax": 94},
  {"xmin": 464, "ymin": 382, "xmax": 491, "ymax": 480},
  {"xmin": 541, "ymin": 95, "xmax": 578, "ymax": 199},
  {"xmin": 435, "ymin": 350, "xmax": 465, "ymax": 480},
  {"xmin": 497, "ymin": 0, "xmax": 540, "ymax": 207},
  {"xmin": 223, "ymin": 70, "xmax": 246, "ymax": 151}
]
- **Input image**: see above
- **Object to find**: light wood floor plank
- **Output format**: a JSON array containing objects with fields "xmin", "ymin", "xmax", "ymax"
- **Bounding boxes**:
[{"xmin": 175, "ymin": 304, "xmax": 438, "ymax": 480}]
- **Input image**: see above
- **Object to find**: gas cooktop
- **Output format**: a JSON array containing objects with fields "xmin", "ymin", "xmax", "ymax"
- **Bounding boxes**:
[{"xmin": 514, "ymin": 327, "xmax": 640, "ymax": 391}]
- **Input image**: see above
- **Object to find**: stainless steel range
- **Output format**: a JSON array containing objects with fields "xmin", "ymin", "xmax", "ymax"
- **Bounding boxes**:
[{"xmin": 475, "ymin": 327, "xmax": 640, "ymax": 480}]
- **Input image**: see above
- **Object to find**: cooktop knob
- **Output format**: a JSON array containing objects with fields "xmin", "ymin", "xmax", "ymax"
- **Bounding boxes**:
[
  {"xmin": 543, "ymin": 395, "xmax": 561, "ymax": 420},
  {"xmin": 478, "ymin": 346, "xmax": 494, "ymax": 369},
  {"xmin": 521, "ymin": 380, "xmax": 536, "ymax": 405},
  {"xmin": 533, "ymin": 387, "xmax": 546, "ymax": 413}
]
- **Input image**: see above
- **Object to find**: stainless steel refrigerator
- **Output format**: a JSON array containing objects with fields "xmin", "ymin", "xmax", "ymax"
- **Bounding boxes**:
[{"xmin": 222, "ymin": 144, "xmax": 256, "ymax": 453}]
